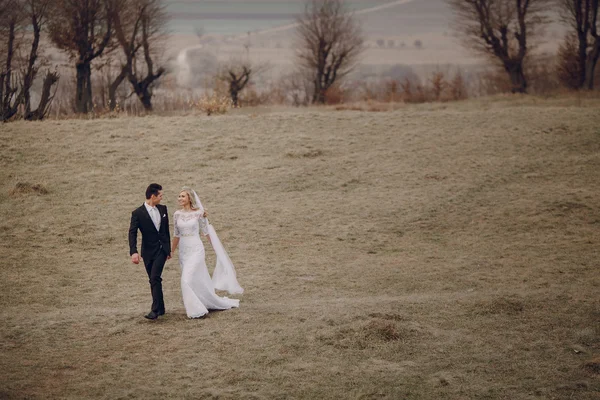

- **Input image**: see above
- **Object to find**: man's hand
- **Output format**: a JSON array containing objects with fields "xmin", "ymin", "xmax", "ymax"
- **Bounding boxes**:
[
  {"xmin": 131, "ymin": 253, "xmax": 140, "ymax": 264},
  {"xmin": 167, "ymin": 254, "xmax": 172, "ymax": 260}
]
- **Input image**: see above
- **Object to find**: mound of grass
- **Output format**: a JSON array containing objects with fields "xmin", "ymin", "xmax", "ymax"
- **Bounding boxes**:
[{"xmin": 8, "ymin": 182, "xmax": 49, "ymax": 197}]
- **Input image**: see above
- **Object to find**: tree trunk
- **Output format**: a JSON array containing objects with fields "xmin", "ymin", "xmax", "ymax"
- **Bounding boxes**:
[
  {"xmin": 506, "ymin": 62, "xmax": 527, "ymax": 93},
  {"xmin": 138, "ymin": 89, "xmax": 153, "ymax": 111},
  {"xmin": 577, "ymin": 32, "xmax": 589, "ymax": 89},
  {"xmin": 0, "ymin": 73, "xmax": 4, "ymax": 114},
  {"xmin": 3, "ymin": 21, "xmax": 15, "ymax": 105},
  {"xmin": 1, "ymin": 21, "xmax": 20, "ymax": 121},
  {"xmin": 23, "ymin": 20, "xmax": 42, "ymax": 118},
  {"xmin": 230, "ymin": 87, "xmax": 239, "ymax": 107},
  {"xmin": 86, "ymin": 65, "xmax": 93, "ymax": 111},
  {"xmin": 584, "ymin": 38, "xmax": 600, "ymax": 90},
  {"xmin": 127, "ymin": 65, "xmax": 164, "ymax": 112},
  {"xmin": 75, "ymin": 61, "xmax": 93, "ymax": 113},
  {"xmin": 313, "ymin": 77, "xmax": 326, "ymax": 104},
  {"xmin": 109, "ymin": 66, "xmax": 128, "ymax": 111},
  {"xmin": 129, "ymin": 80, "xmax": 154, "ymax": 112},
  {"xmin": 314, "ymin": 90, "xmax": 326, "ymax": 104},
  {"xmin": 25, "ymin": 71, "xmax": 59, "ymax": 121}
]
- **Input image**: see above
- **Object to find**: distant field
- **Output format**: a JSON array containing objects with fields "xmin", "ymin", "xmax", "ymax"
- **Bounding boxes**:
[
  {"xmin": 165, "ymin": 0, "xmax": 563, "ymax": 83},
  {"xmin": 166, "ymin": 0, "xmax": 448, "ymax": 36},
  {"xmin": 1, "ymin": 96, "xmax": 599, "ymax": 399},
  {"xmin": 166, "ymin": 0, "xmax": 478, "ymax": 71}
]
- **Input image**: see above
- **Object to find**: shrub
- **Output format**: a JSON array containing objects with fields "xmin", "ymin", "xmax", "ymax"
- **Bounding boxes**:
[
  {"xmin": 194, "ymin": 94, "xmax": 232, "ymax": 116},
  {"xmin": 557, "ymin": 33, "xmax": 582, "ymax": 90},
  {"xmin": 324, "ymin": 85, "xmax": 346, "ymax": 105}
]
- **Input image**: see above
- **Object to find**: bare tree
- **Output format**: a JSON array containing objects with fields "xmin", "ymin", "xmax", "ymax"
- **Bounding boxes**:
[
  {"xmin": 449, "ymin": 70, "xmax": 469, "ymax": 100},
  {"xmin": 557, "ymin": 32, "xmax": 583, "ymax": 88},
  {"xmin": 22, "ymin": 0, "xmax": 60, "ymax": 120},
  {"xmin": 28, "ymin": 70, "xmax": 59, "ymax": 119},
  {"xmin": 111, "ymin": 0, "xmax": 167, "ymax": 111},
  {"xmin": 447, "ymin": 0, "xmax": 551, "ymax": 93},
  {"xmin": 0, "ymin": 0, "xmax": 59, "ymax": 121},
  {"xmin": 108, "ymin": 0, "xmax": 140, "ymax": 111},
  {"xmin": 220, "ymin": 64, "xmax": 251, "ymax": 107},
  {"xmin": 559, "ymin": 0, "xmax": 599, "ymax": 89},
  {"xmin": 429, "ymin": 71, "xmax": 447, "ymax": 100},
  {"xmin": 0, "ymin": 0, "xmax": 26, "ymax": 121},
  {"xmin": 278, "ymin": 69, "xmax": 312, "ymax": 106},
  {"xmin": 218, "ymin": 60, "xmax": 267, "ymax": 107},
  {"xmin": 296, "ymin": 0, "xmax": 364, "ymax": 104},
  {"xmin": 49, "ymin": 0, "xmax": 114, "ymax": 113}
]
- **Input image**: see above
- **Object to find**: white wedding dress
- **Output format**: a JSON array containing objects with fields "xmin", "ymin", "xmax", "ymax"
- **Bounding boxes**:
[{"xmin": 173, "ymin": 210, "xmax": 240, "ymax": 318}]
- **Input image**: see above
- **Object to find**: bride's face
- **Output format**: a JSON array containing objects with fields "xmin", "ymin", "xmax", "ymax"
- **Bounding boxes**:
[{"xmin": 178, "ymin": 191, "xmax": 190, "ymax": 208}]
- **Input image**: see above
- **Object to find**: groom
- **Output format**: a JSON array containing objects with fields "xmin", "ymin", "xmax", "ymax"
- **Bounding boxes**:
[{"xmin": 128, "ymin": 183, "xmax": 171, "ymax": 320}]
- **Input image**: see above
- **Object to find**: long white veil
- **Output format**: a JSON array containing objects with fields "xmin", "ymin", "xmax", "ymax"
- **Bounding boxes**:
[{"xmin": 191, "ymin": 189, "xmax": 244, "ymax": 295}]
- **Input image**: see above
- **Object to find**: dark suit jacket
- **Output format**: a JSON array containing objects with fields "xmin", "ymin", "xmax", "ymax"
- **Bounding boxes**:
[{"xmin": 129, "ymin": 203, "xmax": 171, "ymax": 259}]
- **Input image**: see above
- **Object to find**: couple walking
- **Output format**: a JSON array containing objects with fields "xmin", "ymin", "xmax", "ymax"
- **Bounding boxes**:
[{"xmin": 128, "ymin": 183, "xmax": 242, "ymax": 320}]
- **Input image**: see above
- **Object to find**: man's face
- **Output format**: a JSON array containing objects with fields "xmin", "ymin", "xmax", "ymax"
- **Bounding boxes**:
[{"xmin": 152, "ymin": 190, "xmax": 163, "ymax": 204}]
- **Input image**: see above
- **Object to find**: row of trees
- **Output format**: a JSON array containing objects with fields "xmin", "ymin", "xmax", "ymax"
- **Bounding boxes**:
[
  {"xmin": 1, "ymin": 0, "xmax": 599, "ymax": 121},
  {"xmin": 446, "ymin": 0, "xmax": 599, "ymax": 93},
  {"xmin": 286, "ymin": 0, "xmax": 599, "ymax": 105},
  {"xmin": 0, "ymin": 0, "xmax": 59, "ymax": 121},
  {"xmin": 1, "ymin": 0, "xmax": 166, "ymax": 121},
  {"xmin": 558, "ymin": 0, "xmax": 599, "ymax": 90}
]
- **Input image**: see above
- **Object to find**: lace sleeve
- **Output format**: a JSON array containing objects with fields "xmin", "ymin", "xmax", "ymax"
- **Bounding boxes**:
[
  {"xmin": 197, "ymin": 213, "xmax": 209, "ymax": 236},
  {"xmin": 173, "ymin": 212, "xmax": 181, "ymax": 238}
]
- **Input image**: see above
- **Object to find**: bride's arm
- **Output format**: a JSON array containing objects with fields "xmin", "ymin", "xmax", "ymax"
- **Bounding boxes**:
[
  {"xmin": 172, "ymin": 212, "xmax": 181, "ymax": 252},
  {"xmin": 197, "ymin": 212, "xmax": 211, "ymax": 243}
]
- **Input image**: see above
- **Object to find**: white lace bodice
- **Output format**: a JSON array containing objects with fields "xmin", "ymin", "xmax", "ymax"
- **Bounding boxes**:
[{"xmin": 173, "ymin": 210, "xmax": 209, "ymax": 238}]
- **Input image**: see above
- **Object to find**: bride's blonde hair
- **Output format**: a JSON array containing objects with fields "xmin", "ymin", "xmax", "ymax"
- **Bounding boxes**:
[{"xmin": 180, "ymin": 186, "xmax": 199, "ymax": 210}]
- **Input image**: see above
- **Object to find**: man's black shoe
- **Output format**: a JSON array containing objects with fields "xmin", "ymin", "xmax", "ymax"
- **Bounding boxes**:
[{"xmin": 144, "ymin": 311, "xmax": 159, "ymax": 320}]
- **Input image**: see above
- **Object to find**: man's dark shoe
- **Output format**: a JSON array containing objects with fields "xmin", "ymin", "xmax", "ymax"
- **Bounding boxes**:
[
  {"xmin": 157, "ymin": 310, "xmax": 165, "ymax": 316},
  {"xmin": 144, "ymin": 311, "xmax": 159, "ymax": 320}
]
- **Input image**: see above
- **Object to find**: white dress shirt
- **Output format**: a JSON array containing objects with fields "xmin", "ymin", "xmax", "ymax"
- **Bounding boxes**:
[{"xmin": 144, "ymin": 202, "xmax": 161, "ymax": 231}]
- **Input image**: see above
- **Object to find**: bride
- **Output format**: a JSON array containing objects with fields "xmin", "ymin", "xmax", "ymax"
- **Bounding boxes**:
[{"xmin": 172, "ymin": 187, "xmax": 242, "ymax": 318}]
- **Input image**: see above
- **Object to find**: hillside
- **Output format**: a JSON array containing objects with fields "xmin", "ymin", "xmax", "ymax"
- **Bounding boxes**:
[{"xmin": 1, "ymin": 97, "xmax": 599, "ymax": 399}]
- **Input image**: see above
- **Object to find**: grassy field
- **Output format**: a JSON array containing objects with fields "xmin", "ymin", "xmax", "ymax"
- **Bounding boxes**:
[{"xmin": 1, "ymin": 97, "xmax": 599, "ymax": 399}]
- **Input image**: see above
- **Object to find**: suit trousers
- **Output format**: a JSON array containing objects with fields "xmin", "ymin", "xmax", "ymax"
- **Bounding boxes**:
[{"xmin": 144, "ymin": 251, "xmax": 167, "ymax": 313}]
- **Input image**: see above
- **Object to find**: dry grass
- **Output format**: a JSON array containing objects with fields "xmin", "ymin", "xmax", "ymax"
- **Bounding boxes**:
[
  {"xmin": 8, "ymin": 182, "xmax": 50, "ymax": 197},
  {"xmin": 1, "ymin": 96, "xmax": 600, "ymax": 399}
]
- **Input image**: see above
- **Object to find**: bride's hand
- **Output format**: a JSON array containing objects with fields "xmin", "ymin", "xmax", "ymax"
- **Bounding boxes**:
[{"xmin": 203, "ymin": 210, "xmax": 208, "ymax": 218}]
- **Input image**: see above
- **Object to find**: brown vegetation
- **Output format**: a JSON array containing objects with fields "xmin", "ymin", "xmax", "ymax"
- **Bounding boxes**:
[
  {"xmin": 193, "ymin": 93, "xmax": 232, "ymax": 116},
  {"xmin": 559, "ymin": 0, "xmax": 600, "ymax": 90},
  {"xmin": 1, "ymin": 98, "xmax": 599, "ymax": 398},
  {"xmin": 356, "ymin": 70, "xmax": 470, "ymax": 104},
  {"xmin": 584, "ymin": 357, "xmax": 600, "ymax": 374},
  {"xmin": 558, "ymin": 33, "xmax": 584, "ymax": 89},
  {"xmin": 8, "ymin": 182, "xmax": 49, "ymax": 197}
]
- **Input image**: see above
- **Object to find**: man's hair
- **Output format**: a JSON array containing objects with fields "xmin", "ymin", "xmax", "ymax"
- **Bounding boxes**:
[{"xmin": 146, "ymin": 183, "xmax": 163, "ymax": 199}]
